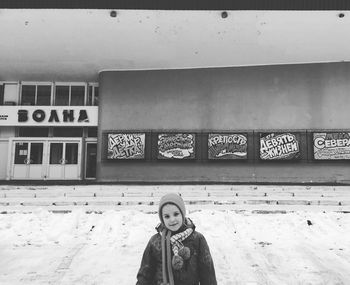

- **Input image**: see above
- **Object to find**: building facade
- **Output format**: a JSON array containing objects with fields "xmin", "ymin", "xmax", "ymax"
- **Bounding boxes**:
[
  {"xmin": 0, "ymin": 81, "xmax": 98, "ymax": 180},
  {"xmin": 98, "ymin": 64, "xmax": 350, "ymax": 183},
  {"xmin": 1, "ymin": 1, "xmax": 350, "ymax": 183}
]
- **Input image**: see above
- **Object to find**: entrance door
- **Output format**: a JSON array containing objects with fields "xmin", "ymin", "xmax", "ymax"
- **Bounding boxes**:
[
  {"xmin": 12, "ymin": 142, "xmax": 44, "ymax": 179},
  {"xmin": 48, "ymin": 141, "xmax": 81, "ymax": 179},
  {"xmin": 85, "ymin": 143, "xmax": 97, "ymax": 179}
]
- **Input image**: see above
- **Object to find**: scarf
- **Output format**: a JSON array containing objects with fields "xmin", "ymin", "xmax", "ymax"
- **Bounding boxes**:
[
  {"xmin": 170, "ymin": 228, "xmax": 193, "ymax": 257},
  {"xmin": 160, "ymin": 220, "xmax": 194, "ymax": 285}
]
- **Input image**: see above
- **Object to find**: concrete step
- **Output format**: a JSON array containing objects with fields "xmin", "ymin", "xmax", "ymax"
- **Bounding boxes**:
[
  {"xmin": 0, "ymin": 185, "xmax": 349, "ymax": 213},
  {"xmin": 2, "ymin": 191, "xmax": 350, "ymax": 200}
]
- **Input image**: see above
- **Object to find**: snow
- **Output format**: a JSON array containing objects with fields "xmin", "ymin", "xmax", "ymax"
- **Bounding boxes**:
[{"xmin": 0, "ymin": 206, "xmax": 350, "ymax": 284}]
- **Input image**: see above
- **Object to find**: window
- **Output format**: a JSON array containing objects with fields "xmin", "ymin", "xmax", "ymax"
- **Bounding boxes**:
[
  {"xmin": 0, "ymin": 84, "xmax": 4, "ymax": 105},
  {"xmin": 22, "ymin": 85, "xmax": 35, "ymax": 105},
  {"xmin": 50, "ymin": 143, "xmax": 63, "ymax": 164},
  {"xmin": 55, "ymin": 86, "xmax": 69, "ymax": 105},
  {"xmin": 71, "ymin": 86, "xmax": 85, "ymax": 105},
  {"xmin": 30, "ymin": 143, "xmax": 44, "ymax": 164},
  {"xmin": 14, "ymin": 143, "xmax": 28, "ymax": 164},
  {"xmin": 17, "ymin": 82, "xmax": 91, "ymax": 106},
  {"xmin": 88, "ymin": 83, "xmax": 99, "ymax": 106},
  {"xmin": 37, "ymin": 86, "xmax": 51, "ymax": 105},
  {"xmin": 65, "ymin": 143, "xmax": 78, "ymax": 164},
  {"xmin": 18, "ymin": 127, "xmax": 49, "ymax": 137},
  {"xmin": 55, "ymin": 83, "xmax": 86, "ymax": 106},
  {"xmin": 87, "ymin": 127, "xmax": 98, "ymax": 137},
  {"xmin": 53, "ymin": 127, "xmax": 83, "ymax": 137},
  {"xmin": 21, "ymin": 83, "xmax": 52, "ymax": 105}
]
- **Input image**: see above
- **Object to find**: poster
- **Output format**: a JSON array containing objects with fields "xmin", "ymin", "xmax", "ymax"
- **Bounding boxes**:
[
  {"xmin": 158, "ymin": 133, "xmax": 195, "ymax": 159},
  {"xmin": 107, "ymin": 133, "xmax": 145, "ymax": 159},
  {"xmin": 313, "ymin": 132, "xmax": 350, "ymax": 160},
  {"xmin": 208, "ymin": 133, "xmax": 247, "ymax": 159},
  {"xmin": 260, "ymin": 132, "xmax": 300, "ymax": 160}
]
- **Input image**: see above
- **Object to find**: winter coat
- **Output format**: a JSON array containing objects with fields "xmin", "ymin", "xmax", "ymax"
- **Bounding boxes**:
[{"xmin": 136, "ymin": 223, "xmax": 217, "ymax": 285}]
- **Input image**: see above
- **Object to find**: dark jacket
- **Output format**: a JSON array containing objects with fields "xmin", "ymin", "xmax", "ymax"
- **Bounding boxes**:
[{"xmin": 136, "ymin": 226, "xmax": 217, "ymax": 285}]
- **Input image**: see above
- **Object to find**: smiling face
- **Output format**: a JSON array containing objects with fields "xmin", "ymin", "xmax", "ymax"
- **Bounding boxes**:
[{"xmin": 161, "ymin": 203, "xmax": 184, "ymax": 232}]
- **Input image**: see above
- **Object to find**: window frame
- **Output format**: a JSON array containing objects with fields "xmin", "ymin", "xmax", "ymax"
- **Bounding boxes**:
[
  {"xmin": 88, "ymin": 82, "xmax": 99, "ymax": 106},
  {"xmin": 20, "ymin": 81, "xmax": 53, "ymax": 106},
  {"xmin": 54, "ymin": 82, "xmax": 87, "ymax": 106},
  {"xmin": 0, "ymin": 83, "xmax": 4, "ymax": 105}
]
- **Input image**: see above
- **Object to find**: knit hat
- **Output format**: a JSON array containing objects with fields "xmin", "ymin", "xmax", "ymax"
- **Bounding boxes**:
[{"xmin": 158, "ymin": 193, "xmax": 186, "ymax": 225}]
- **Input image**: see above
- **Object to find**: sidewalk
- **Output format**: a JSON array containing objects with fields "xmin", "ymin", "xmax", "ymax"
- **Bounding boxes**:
[{"xmin": 1, "ymin": 184, "xmax": 350, "ymax": 213}]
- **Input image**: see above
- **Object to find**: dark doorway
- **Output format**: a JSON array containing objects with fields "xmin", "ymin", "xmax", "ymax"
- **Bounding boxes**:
[{"xmin": 85, "ymin": 143, "xmax": 97, "ymax": 179}]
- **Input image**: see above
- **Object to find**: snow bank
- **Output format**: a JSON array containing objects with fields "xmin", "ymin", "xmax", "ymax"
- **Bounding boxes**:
[{"xmin": 0, "ymin": 209, "xmax": 349, "ymax": 284}]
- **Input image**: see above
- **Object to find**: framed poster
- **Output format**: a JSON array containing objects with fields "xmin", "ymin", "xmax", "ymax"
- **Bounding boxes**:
[
  {"xmin": 260, "ymin": 132, "xmax": 300, "ymax": 160},
  {"xmin": 107, "ymin": 133, "xmax": 145, "ymax": 159},
  {"xmin": 208, "ymin": 133, "xmax": 248, "ymax": 159},
  {"xmin": 157, "ymin": 133, "xmax": 195, "ymax": 159},
  {"xmin": 313, "ymin": 132, "xmax": 350, "ymax": 160}
]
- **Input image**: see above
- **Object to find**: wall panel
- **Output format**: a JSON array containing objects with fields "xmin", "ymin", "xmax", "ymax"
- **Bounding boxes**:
[{"xmin": 97, "ymin": 63, "xmax": 350, "ymax": 183}]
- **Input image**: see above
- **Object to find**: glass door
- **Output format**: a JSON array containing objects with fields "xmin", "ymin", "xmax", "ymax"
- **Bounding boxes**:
[
  {"xmin": 12, "ymin": 142, "xmax": 44, "ymax": 179},
  {"xmin": 48, "ymin": 142, "xmax": 64, "ymax": 179},
  {"xmin": 64, "ymin": 142, "xmax": 80, "ymax": 179},
  {"xmin": 29, "ymin": 143, "xmax": 44, "ymax": 179},
  {"xmin": 48, "ymin": 141, "xmax": 81, "ymax": 179}
]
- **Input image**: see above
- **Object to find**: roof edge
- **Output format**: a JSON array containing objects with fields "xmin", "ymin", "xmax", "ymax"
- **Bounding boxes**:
[{"xmin": 1, "ymin": 0, "xmax": 350, "ymax": 10}]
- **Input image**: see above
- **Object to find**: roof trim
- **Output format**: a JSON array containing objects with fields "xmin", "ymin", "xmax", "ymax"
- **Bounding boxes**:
[
  {"xmin": 97, "ymin": 61, "xmax": 348, "ymax": 74},
  {"xmin": 1, "ymin": 0, "xmax": 350, "ymax": 10}
]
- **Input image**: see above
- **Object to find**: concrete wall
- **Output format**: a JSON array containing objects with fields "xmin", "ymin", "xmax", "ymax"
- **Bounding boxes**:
[
  {"xmin": 97, "ymin": 62, "xmax": 350, "ymax": 183},
  {"xmin": 0, "ymin": 140, "xmax": 9, "ymax": 179},
  {"xmin": 0, "ymin": 127, "xmax": 15, "ymax": 138}
]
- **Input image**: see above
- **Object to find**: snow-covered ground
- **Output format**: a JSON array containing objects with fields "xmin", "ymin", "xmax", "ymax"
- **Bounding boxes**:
[{"xmin": 0, "ymin": 207, "xmax": 349, "ymax": 284}]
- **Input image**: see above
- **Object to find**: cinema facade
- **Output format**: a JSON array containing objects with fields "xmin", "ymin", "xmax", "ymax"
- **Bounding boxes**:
[
  {"xmin": 1, "ymin": 1, "xmax": 350, "ymax": 184},
  {"xmin": 0, "ymin": 83, "xmax": 99, "ymax": 180}
]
